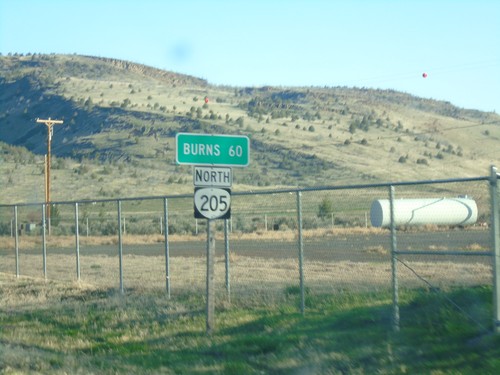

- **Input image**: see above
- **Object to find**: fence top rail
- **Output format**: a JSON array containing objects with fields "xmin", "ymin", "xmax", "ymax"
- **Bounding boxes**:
[
  {"xmin": 0, "ymin": 174, "xmax": 493, "ymax": 208},
  {"xmin": 233, "ymin": 175, "xmax": 490, "ymax": 197},
  {"xmin": 0, "ymin": 194, "xmax": 190, "ymax": 208}
]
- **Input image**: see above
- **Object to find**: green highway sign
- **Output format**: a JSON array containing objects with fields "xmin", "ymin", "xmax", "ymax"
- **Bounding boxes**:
[{"xmin": 176, "ymin": 133, "xmax": 250, "ymax": 167}]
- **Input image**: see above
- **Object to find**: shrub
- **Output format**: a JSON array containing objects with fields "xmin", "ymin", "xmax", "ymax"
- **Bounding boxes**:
[
  {"xmin": 235, "ymin": 117, "xmax": 244, "ymax": 127},
  {"xmin": 317, "ymin": 197, "xmax": 334, "ymax": 219}
]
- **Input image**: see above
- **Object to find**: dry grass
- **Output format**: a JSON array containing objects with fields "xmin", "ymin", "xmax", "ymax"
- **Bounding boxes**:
[
  {"xmin": 0, "ymin": 234, "xmax": 197, "ymax": 250},
  {"xmin": 429, "ymin": 245, "xmax": 450, "ymax": 251},
  {"xmin": 1, "ymin": 225, "xmax": 491, "ymax": 298},
  {"xmin": 0, "ymin": 227, "xmax": 388, "ymax": 250},
  {"xmin": 465, "ymin": 243, "xmax": 488, "ymax": 251},
  {"xmin": 364, "ymin": 245, "xmax": 388, "ymax": 255},
  {"xmin": 0, "ymin": 251, "xmax": 491, "ymax": 298}
]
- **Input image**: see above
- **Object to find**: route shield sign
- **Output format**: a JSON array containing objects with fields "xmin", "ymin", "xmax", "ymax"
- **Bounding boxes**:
[
  {"xmin": 176, "ymin": 133, "xmax": 249, "ymax": 167},
  {"xmin": 194, "ymin": 187, "xmax": 231, "ymax": 219}
]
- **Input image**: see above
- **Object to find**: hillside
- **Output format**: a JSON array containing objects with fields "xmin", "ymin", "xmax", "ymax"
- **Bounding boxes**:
[{"xmin": 1, "ymin": 53, "xmax": 499, "ymax": 203}]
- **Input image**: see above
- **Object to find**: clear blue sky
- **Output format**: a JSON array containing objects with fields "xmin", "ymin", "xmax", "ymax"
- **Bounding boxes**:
[{"xmin": 1, "ymin": 0, "xmax": 499, "ymax": 112}]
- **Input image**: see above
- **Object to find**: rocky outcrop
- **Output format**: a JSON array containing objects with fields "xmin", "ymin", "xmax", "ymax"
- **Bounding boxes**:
[{"xmin": 84, "ymin": 56, "xmax": 208, "ymax": 87}]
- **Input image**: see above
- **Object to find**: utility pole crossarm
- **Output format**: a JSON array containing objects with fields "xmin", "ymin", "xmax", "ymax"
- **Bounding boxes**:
[
  {"xmin": 36, "ymin": 117, "xmax": 64, "ymax": 125},
  {"xmin": 36, "ymin": 118, "xmax": 64, "ymax": 141}
]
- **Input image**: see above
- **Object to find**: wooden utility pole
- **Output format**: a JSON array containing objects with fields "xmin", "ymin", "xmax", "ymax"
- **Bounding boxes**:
[{"xmin": 36, "ymin": 118, "xmax": 63, "ymax": 229}]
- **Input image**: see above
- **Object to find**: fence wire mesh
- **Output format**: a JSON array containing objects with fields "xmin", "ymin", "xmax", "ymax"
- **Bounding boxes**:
[{"xmin": 0, "ymin": 174, "xmax": 498, "ymax": 326}]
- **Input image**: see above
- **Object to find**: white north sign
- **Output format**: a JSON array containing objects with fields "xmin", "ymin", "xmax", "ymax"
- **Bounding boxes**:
[{"xmin": 193, "ymin": 166, "xmax": 232, "ymax": 188}]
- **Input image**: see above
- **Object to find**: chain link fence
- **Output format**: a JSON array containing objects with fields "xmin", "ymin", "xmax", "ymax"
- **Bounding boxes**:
[{"xmin": 1, "ymin": 167, "xmax": 499, "ymax": 331}]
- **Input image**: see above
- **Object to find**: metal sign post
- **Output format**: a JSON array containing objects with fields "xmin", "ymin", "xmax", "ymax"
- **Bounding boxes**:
[
  {"xmin": 206, "ymin": 219, "xmax": 216, "ymax": 333},
  {"xmin": 196, "ymin": 184, "xmax": 231, "ymax": 334},
  {"xmin": 176, "ymin": 132, "xmax": 250, "ymax": 334},
  {"xmin": 192, "ymin": 168, "xmax": 232, "ymax": 333}
]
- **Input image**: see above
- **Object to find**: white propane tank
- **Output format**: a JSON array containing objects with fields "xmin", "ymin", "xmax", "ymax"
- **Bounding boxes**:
[{"xmin": 370, "ymin": 197, "xmax": 478, "ymax": 228}]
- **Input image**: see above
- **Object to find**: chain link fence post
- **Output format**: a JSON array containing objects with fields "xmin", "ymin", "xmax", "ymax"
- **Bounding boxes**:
[
  {"xmin": 75, "ymin": 202, "xmax": 81, "ymax": 281},
  {"xmin": 14, "ymin": 205, "xmax": 19, "ymax": 278},
  {"xmin": 117, "ymin": 200, "xmax": 124, "ymax": 295},
  {"xmin": 296, "ymin": 190, "xmax": 305, "ymax": 316},
  {"xmin": 490, "ymin": 166, "xmax": 500, "ymax": 332},
  {"xmin": 163, "ymin": 197, "xmax": 171, "ymax": 298},
  {"xmin": 42, "ymin": 204, "xmax": 47, "ymax": 280},
  {"xmin": 389, "ymin": 185, "xmax": 400, "ymax": 332}
]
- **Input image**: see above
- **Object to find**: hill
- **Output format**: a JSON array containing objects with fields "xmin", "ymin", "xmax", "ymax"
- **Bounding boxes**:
[{"xmin": 1, "ymin": 53, "xmax": 499, "ymax": 203}]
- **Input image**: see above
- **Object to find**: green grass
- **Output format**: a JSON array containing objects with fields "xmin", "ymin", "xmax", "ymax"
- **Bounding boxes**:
[{"xmin": 1, "ymin": 276, "xmax": 499, "ymax": 374}]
